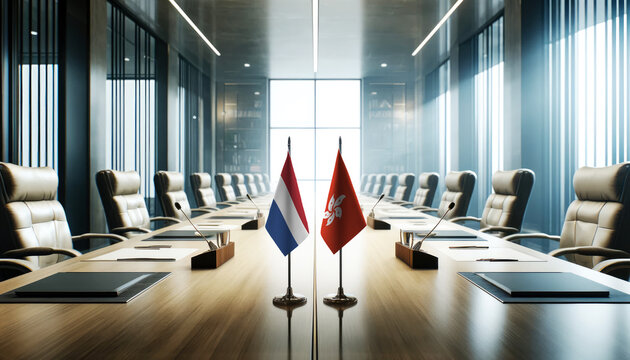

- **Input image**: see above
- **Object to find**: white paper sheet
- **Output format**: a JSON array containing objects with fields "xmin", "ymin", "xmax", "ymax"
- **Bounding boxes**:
[{"xmin": 85, "ymin": 248, "xmax": 199, "ymax": 261}]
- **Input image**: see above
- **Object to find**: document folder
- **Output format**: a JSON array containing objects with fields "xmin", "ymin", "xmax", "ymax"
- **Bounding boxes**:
[
  {"xmin": 477, "ymin": 272, "xmax": 610, "ymax": 298},
  {"xmin": 13, "ymin": 272, "xmax": 151, "ymax": 297}
]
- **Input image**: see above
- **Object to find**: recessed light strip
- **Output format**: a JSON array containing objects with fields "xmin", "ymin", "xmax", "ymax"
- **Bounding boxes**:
[
  {"xmin": 411, "ymin": 0, "xmax": 464, "ymax": 56},
  {"xmin": 168, "ymin": 0, "xmax": 221, "ymax": 56},
  {"xmin": 313, "ymin": 0, "xmax": 319, "ymax": 73}
]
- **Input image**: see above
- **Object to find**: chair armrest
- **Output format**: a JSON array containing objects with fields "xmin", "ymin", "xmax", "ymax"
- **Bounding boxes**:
[
  {"xmin": 110, "ymin": 226, "xmax": 151, "ymax": 236},
  {"xmin": 503, "ymin": 233, "xmax": 561, "ymax": 243},
  {"xmin": 0, "ymin": 258, "xmax": 39, "ymax": 275},
  {"xmin": 593, "ymin": 259, "xmax": 630, "ymax": 275},
  {"xmin": 479, "ymin": 226, "xmax": 520, "ymax": 236},
  {"xmin": 549, "ymin": 246, "xmax": 630, "ymax": 259},
  {"xmin": 450, "ymin": 216, "xmax": 481, "ymax": 224},
  {"xmin": 2, "ymin": 247, "xmax": 82, "ymax": 259},
  {"xmin": 72, "ymin": 233, "xmax": 127, "ymax": 244},
  {"xmin": 150, "ymin": 216, "xmax": 181, "ymax": 224}
]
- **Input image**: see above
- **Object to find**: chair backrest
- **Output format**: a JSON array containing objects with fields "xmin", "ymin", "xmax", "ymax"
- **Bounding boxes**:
[
  {"xmin": 254, "ymin": 174, "xmax": 265, "ymax": 193},
  {"xmin": 215, "ymin": 173, "xmax": 237, "ymax": 201},
  {"xmin": 365, "ymin": 174, "xmax": 376, "ymax": 193},
  {"xmin": 413, "ymin": 172, "xmax": 439, "ymax": 207},
  {"xmin": 245, "ymin": 173, "xmax": 258, "ymax": 196},
  {"xmin": 96, "ymin": 169, "xmax": 151, "ymax": 231},
  {"xmin": 372, "ymin": 174, "xmax": 386, "ymax": 195},
  {"xmin": 0, "ymin": 163, "xmax": 72, "ymax": 268},
  {"xmin": 154, "ymin": 171, "xmax": 191, "ymax": 220},
  {"xmin": 437, "ymin": 171, "xmax": 476, "ymax": 219},
  {"xmin": 191, "ymin": 172, "xmax": 217, "ymax": 208},
  {"xmin": 393, "ymin": 173, "xmax": 415, "ymax": 201},
  {"xmin": 232, "ymin": 173, "xmax": 248, "ymax": 197},
  {"xmin": 560, "ymin": 163, "xmax": 630, "ymax": 268},
  {"xmin": 383, "ymin": 173, "xmax": 399, "ymax": 197},
  {"xmin": 480, "ymin": 169, "xmax": 535, "ymax": 232},
  {"xmin": 262, "ymin": 174, "xmax": 271, "ymax": 192}
]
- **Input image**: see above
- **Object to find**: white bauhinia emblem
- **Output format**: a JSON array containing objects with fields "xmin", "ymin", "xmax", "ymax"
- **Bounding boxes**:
[{"xmin": 324, "ymin": 194, "xmax": 346, "ymax": 226}]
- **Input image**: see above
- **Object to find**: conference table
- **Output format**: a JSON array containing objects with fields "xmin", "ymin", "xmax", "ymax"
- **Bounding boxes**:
[{"xmin": 1, "ymin": 194, "xmax": 630, "ymax": 359}]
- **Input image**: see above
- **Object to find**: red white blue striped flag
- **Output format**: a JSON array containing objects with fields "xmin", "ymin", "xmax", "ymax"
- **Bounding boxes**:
[{"xmin": 265, "ymin": 153, "xmax": 309, "ymax": 255}]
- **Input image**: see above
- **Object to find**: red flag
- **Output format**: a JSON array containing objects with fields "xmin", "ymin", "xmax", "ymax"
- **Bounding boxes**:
[{"xmin": 321, "ymin": 150, "xmax": 366, "ymax": 254}]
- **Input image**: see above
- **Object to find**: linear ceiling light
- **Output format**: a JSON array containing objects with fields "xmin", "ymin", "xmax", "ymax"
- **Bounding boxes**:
[
  {"xmin": 411, "ymin": 0, "xmax": 464, "ymax": 56},
  {"xmin": 313, "ymin": 0, "xmax": 319, "ymax": 73},
  {"xmin": 168, "ymin": 0, "xmax": 221, "ymax": 56}
]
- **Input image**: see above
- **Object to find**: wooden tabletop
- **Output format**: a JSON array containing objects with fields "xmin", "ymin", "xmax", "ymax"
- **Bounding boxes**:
[{"xmin": 1, "ymin": 195, "xmax": 629, "ymax": 359}]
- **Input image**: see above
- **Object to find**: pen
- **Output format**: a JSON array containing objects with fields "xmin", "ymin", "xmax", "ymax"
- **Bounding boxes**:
[
  {"xmin": 449, "ymin": 245, "xmax": 489, "ymax": 249},
  {"xmin": 117, "ymin": 258, "xmax": 176, "ymax": 262},
  {"xmin": 476, "ymin": 258, "xmax": 519, "ymax": 262},
  {"xmin": 134, "ymin": 245, "xmax": 172, "ymax": 249}
]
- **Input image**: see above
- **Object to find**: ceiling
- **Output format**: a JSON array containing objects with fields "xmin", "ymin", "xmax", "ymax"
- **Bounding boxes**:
[{"xmin": 117, "ymin": 0, "xmax": 504, "ymax": 80}]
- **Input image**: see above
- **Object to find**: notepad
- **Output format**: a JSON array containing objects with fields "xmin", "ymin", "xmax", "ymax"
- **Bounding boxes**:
[
  {"xmin": 13, "ymin": 272, "xmax": 151, "ymax": 297},
  {"xmin": 477, "ymin": 272, "xmax": 610, "ymax": 298}
]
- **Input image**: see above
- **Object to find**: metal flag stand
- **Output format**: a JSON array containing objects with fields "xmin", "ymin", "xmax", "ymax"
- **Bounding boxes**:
[
  {"xmin": 323, "ymin": 136, "xmax": 358, "ymax": 306},
  {"xmin": 273, "ymin": 137, "xmax": 308, "ymax": 306}
]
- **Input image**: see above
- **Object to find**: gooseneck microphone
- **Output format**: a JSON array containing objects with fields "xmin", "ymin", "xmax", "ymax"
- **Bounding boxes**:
[
  {"xmin": 246, "ymin": 194, "xmax": 261, "ymax": 217},
  {"xmin": 412, "ymin": 202, "xmax": 455, "ymax": 250},
  {"xmin": 369, "ymin": 194, "xmax": 386, "ymax": 217},
  {"xmin": 175, "ymin": 202, "xmax": 218, "ymax": 250}
]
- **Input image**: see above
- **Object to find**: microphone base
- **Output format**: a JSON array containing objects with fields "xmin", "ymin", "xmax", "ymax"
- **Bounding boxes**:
[
  {"xmin": 241, "ymin": 213, "xmax": 265, "ymax": 230},
  {"xmin": 395, "ymin": 242, "xmax": 438, "ymax": 269},
  {"xmin": 191, "ymin": 241, "xmax": 235, "ymax": 269},
  {"xmin": 367, "ymin": 214, "xmax": 390, "ymax": 230}
]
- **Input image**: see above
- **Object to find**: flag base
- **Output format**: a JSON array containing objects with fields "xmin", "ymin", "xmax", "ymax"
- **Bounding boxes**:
[
  {"xmin": 273, "ymin": 287, "xmax": 307, "ymax": 306},
  {"xmin": 323, "ymin": 287, "xmax": 357, "ymax": 306}
]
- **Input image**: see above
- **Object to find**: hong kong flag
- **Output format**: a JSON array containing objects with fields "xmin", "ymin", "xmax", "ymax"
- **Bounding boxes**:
[{"xmin": 321, "ymin": 150, "xmax": 366, "ymax": 254}]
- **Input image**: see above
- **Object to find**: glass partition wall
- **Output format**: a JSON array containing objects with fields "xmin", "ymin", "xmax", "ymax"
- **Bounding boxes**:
[{"xmin": 269, "ymin": 80, "xmax": 361, "ymax": 228}]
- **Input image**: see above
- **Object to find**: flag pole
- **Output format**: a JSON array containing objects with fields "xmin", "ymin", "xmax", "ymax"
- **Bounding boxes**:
[
  {"xmin": 323, "ymin": 136, "xmax": 358, "ymax": 306},
  {"xmin": 273, "ymin": 136, "xmax": 307, "ymax": 307}
]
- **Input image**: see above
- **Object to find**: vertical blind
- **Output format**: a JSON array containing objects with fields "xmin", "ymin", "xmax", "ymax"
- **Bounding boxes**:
[
  {"xmin": 106, "ymin": 2, "xmax": 157, "ymax": 208},
  {"xmin": 547, "ymin": 0, "xmax": 628, "ymax": 231},
  {"xmin": 13, "ymin": 0, "xmax": 58, "ymax": 169}
]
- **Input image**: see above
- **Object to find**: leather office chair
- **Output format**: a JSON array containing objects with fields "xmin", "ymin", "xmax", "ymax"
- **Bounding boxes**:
[
  {"xmin": 96, "ymin": 169, "xmax": 180, "ymax": 237},
  {"xmin": 505, "ymin": 163, "xmax": 630, "ymax": 272},
  {"xmin": 418, "ymin": 171, "xmax": 476, "ymax": 220},
  {"xmin": 360, "ymin": 175, "xmax": 368, "ymax": 193},
  {"xmin": 390, "ymin": 173, "xmax": 415, "ymax": 201},
  {"xmin": 232, "ymin": 173, "xmax": 248, "ymax": 197},
  {"xmin": 402, "ymin": 172, "xmax": 439, "ymax": 209},
  {"xmin": 190, "ymin": 172, "xmax": 232, "ymax": 210},
  {"xmin": 244, "ymin": 173, "xmax": 258, "ymax": 196},
  {"xmin": 262, "ymin": 174, "xmax": 271, "ymax": 193},
  {"xmin": 382, "ymin": 173, "xmax": 399, "ymax": 198},
  {"xmin": 154, "ymin": 171, "xmax": 213, "ymax": 221},
  {"xmin": 372, "ymin": 174, "xmax": 386, "ymax": 196},
  {"xmin": 215, "ymin": 173, "xmax": 239, "ymax": 202},
  {"xmin": 0, "ymin": 163, "xmax": 125, "ymax": 278},
  {"xmin": 364, "ymin": 174, "xmax": 376, "ymax": 194},
  {"xmin": 254, "ymin": 174, "xmax": 266, "ymax": 194},
  {"xmin": 451, "ymin": 169, "xmax": 535, "ymax": 237}
]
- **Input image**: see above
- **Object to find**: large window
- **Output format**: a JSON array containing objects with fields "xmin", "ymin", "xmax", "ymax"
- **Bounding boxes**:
[
  {"xmin": 269, "ymin": 80, "xmax": 361, "ymax": 226},
  {"xmin": 106, "ymin": 2, "xmax": 157, "ymax": 209},
  {"xmin": 12, "ymin": 0, "xmax": 59, "ymax": 169},
  {"xmin": 547, "ymin": 0, "xmax": 629, "ymax": 231},
  {"xmin": 424, "ymin": 60, "xmax": 451, "ymax": 182}
]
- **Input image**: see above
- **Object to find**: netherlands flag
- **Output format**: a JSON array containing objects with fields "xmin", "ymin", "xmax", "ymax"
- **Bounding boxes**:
[{"xmin": 265, "ymin": 152, "xmax": 309, "ymax": 256}]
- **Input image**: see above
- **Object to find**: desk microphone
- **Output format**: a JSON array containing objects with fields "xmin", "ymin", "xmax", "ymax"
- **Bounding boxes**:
[
  {"xmin": 175, "ymin": 202, "xmax": 218, "ymax": 250},
  {"xmin": 246, "ymin": 194, "xmax": 261, "ymax": 217},
  {"xmin": 412, "ymin": 202, "xmax": 455, "ymax": 250},
  {"xmin": 369, "ymin": 194, "xmax": 386, "ymax": 217}
]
